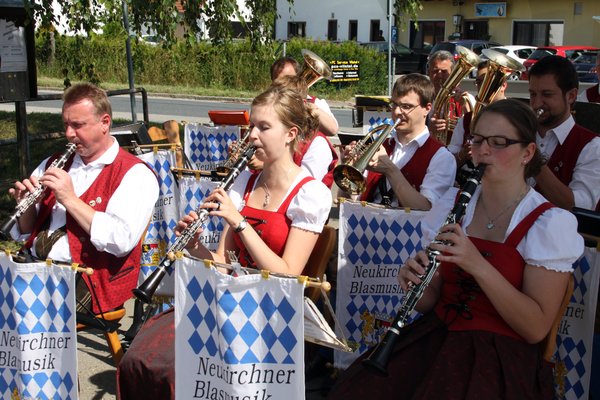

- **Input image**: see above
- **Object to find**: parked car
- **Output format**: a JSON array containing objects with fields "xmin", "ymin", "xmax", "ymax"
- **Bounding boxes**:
[
  {"xmin": 573, "ymin": 51, "xmax": 599, "ymax": 83},
  {"xmin": 486, "ymin": 45, "xmax": 537, "ymax": 80},
  {"xmin": 428, "ymin": 40, "xmax": 501, "ymax": 61},
  {"xmin": 520, "ymin": 45, "xmax": 600, "ymax": 80},
  {"xmin": 362, "ymin": 41, "xmax": 429, "ymax": 74}
]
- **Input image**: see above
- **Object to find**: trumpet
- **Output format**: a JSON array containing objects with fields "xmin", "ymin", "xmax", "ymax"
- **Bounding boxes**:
[
  {"xmin": 431, "ymin": 46, "xmax": 479, "ymax": 145},
  {"xmin": 0, "ymin": 143, "xmax": 77, "ymax": 240},
  {"xmin": 362, "ymin": 164, "xmax": 487, "ymax": 376},
  {"xmin": 133, "ymin": 145, "xmax": 256, "ymax": 303},
  {"xmin": 333, "ymin": 120, "xmax": 400, "ymax": 195}
]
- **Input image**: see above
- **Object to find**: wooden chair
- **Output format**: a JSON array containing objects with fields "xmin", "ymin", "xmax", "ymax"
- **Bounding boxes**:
[
  {"xmin": 302, "ymin": 225, "xmax": 337, "ymax": 302},
  {"xmin": 541, "ymin": 274, "xmax": 574, "ymax": 362},
  {"xmin": 77, "ymin": 307, "xmax": 126, "ymax": 366}
]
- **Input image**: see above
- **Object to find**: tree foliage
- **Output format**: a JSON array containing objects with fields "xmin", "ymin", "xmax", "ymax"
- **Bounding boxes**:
[{"xmin": 24, "ymin": 0, "xmax": 422, "ymax": 46}]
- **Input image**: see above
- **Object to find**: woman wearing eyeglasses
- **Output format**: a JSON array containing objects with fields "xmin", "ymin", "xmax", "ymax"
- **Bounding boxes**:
[{"xmin": 327, "ymin": 99, "xmax": 583, "ymax": 400}]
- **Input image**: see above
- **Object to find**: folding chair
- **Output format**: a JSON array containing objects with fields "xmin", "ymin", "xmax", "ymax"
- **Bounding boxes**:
[{"xmin": 541, "ymin": 274, "xmax": 574, "ymax": 362}]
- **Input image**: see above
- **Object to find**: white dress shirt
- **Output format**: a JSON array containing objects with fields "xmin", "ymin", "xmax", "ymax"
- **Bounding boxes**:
[
  {"xmin": 422, "ymin": 186, "xmax": 583, "ymax": 272},
  {"xmin": 13, "ymin": 139, "xmax": 159, "ymax": 261},
  {"xmin": 300, "ymin": 135, "xmax": 334, "ymax": 182},
  {"xmin": 530, "ymin": 115, "xmax": 600, "ymax": 210},
  {"xmin": 371, "ymin": 128, "xmax": 457, "ymax": 208}
]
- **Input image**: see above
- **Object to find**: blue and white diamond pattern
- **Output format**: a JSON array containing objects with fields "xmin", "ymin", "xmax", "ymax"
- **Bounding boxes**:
[
  {"xmin": 335, "ymin": 202, "xmax": 427, "ymax": 368},
  {"xmin": 176, "ymin": 258, "xmax": 303, "ymax": 367},
  {"xmin": 363, "ymin": 110, "xmax": 393, "ymax": 135},
  {"xmin": 554, "ymin": 248, "xmax": 600, "ymax": 400},
  {"xmin": 184, "ymin": 124, "xmax": 240, "ymax": 169},
  {"xmin": 0, "ymin": 255, "xmax": 78, "ymax": 400}
]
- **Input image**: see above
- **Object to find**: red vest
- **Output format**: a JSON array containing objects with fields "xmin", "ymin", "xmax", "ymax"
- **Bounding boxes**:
[
  {"xmin": 435, "ymin": 202, "xmax": 554, "ymax": 341},
  {"xmin": 360, "ymin": 135, "xmax": 444, "ymax": 203},
  {"xmin": 585, "ymin": 85, "xmax": 600, "ymax": 103},
  {"xmin": 293, "ymin": 131, "xmax": 338, "ymax": 188},
  {"xmin": 539, "ymin": 124, "xmax": 599, "ymax": 210},
  {"xmin": 27, "ymin": 148, "xmax": 150, "ymax": 314},
  {"xmin": 233, "ymin": 173, "xmax": 315, "ymax": 268},
  {"xmin": 461, "ymin": 112, "xmax": 473, "ymax": 150}
]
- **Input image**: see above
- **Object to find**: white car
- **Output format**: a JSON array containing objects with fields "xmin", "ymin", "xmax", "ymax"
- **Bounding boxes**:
[{"xmin": 487, "ymin": 45, "xmax": 537, "ymax": 80}]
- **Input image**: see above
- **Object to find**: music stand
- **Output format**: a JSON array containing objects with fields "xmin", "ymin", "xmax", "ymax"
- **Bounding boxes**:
[
  {"xmin": 111, "ymin": 122, "xmax": 152, "ymax": 147},
  {"xmin": 572, "ymin": 207, "xmax": 600, "ymax": 247},
  {"xmin": 208, "ymin": 110, "xmax": 250, "ymax": 126}
]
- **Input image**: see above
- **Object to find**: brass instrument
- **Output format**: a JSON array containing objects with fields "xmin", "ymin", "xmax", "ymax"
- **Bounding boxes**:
[
  {"xmin": 333, "ymin": 120, "xmax": 400, "ymax": 194},
  {"xmin": 470, "ymin": 48, "xmax": 524, "ymax": 129},
  {"xmin": 431, "ymin": 46, "xmax": 479, "ymax": 145},
  {"xmin": 299, "ymin": 49, "xmax": 333, "ymax": 88}
]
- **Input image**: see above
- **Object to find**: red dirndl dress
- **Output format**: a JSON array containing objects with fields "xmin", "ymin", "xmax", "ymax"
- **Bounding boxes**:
[{"xmin": 327, "ymin": 203, "xmax": 555, "ymax": 400}]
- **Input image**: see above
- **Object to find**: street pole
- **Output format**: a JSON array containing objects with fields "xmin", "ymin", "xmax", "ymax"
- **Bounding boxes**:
[
  {"xmin": 122, "ymin": 0, "xmax": 137, "ymax": 123},
  {"xmin": 388, "ymin": 0, "xmax": 393, "ymax": 96}
]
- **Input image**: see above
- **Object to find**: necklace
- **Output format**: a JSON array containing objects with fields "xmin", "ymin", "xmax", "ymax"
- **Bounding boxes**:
[
  {"xmin": 479, "ymin": 190, "xmax": 527, "ymax": 230},
  {"xmin": 262, "ymin": 182, "xmax": 271, "ymax": 208}
]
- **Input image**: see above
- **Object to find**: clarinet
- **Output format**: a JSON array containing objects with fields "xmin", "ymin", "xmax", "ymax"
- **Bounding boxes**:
[
  {"xmin": 133, "ymin": 145, "xmax": 256, "ymax": 304},
  {"xmin": 362, "ymin": 163, "xmax": 487, "ymax": 376},
  {"xmin": 0, "ymin": 143, "xmax": 77, "ymax": 240}
]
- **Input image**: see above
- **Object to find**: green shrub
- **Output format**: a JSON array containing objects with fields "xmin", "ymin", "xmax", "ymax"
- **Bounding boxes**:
[{"xmin": 35, "ymin": 34, "xmax": 389, "ymax": 98}]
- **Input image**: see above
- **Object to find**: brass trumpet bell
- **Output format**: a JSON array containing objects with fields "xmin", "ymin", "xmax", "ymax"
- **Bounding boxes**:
[{"xmin": 300, "ymin": 49, "xmax": 333, "ymax": 88}]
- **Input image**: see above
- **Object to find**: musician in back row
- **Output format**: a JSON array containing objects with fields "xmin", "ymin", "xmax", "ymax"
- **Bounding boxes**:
[
  {"xmin": 7, "ymin": 82, "xmax": 159, "ymax": 315},
  {"xmin": 528, "ymin": 55, "xmax": 600, "ymax": 210},
  {"xmin": 343, "ymin": 73, "xmax": 456, "ymax": 210},
  {"xmin": 117, "ymin": 84, "xmax": 333, "ymax": 399},
  {"xmin": 328, "ymin": 99, "xmax": 584, "ymax": 400}
]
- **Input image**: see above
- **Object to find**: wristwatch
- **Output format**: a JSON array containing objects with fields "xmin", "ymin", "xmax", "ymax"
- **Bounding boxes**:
[{"xmin": 234, "ymin": 217, "xmax": 247, "ymax": 233}]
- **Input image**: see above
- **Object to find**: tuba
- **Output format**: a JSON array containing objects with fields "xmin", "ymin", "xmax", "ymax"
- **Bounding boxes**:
[
  {"xmin": 470, "ymin": 48, "xmax": 524, "ymax": 128},
  {"xmin": 299, "ymin": 49, "xmax": 333, "ymax": 88},
  {"xmin": 333, "ymin": 120, "xmax": 400, "ymax": 194},
  {"xmin": 431, "ymin": 46, "xmax": 479, "ymax": 145}
]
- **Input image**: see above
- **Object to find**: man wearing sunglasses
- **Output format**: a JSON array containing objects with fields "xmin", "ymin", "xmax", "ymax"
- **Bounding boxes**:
[
  {"xmin": 528, "ymin": 56, "xmax": 600, "ymax": 211},
  {"xmin": 350, "ymin": 73, "xmax": 456, "ymax": 211}
]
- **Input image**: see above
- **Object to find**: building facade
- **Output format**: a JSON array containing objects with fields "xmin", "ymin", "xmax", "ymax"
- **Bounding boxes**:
[{"xmin": 275, "ymin": 0, "xmax": 600, "ymax": 51}]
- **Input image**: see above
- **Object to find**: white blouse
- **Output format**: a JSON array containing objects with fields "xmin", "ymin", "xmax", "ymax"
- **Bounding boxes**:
[
  {"xmin": 228, "ymin": 169, "xmax": 332, "ymax": 233},
  {"xmin": 421, "ymin": 186, "xmax": 584, "ymax": 272}
]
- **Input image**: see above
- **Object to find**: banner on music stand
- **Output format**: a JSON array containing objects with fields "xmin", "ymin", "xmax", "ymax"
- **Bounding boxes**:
[
  {"xmin": 184, "ymin": 124, "xmax": 240, "ymax": 171},
  {"xmin": 362, "ymin": 110, "xmax": 393, "ymax": 135},
  {"xmin": 137, "ymin": 149, "xmax": 180, "ymax": 297},
  {"xmin": 175, "ymin": 257, "xmax": 305, "ymax": 400},
  {"xmin": 553, "ymin": 246, "xmax": 600, "ymax": 400},
  {"xmin": 0, "ymin": 253, "xmax": 77, "ymax": 400},
  {"xmin": 334, "ymin": 200, "xmax": 426, "ymax": 369}
]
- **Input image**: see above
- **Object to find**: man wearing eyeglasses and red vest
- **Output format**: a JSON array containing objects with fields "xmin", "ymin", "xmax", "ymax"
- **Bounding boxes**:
[
  {"xmin": 529, "ymin": 56, "xmax": 600, "ymax": 211},
  {"xmin": 343, "ymin": 73, "xmax": 456, "ymax": 210}
]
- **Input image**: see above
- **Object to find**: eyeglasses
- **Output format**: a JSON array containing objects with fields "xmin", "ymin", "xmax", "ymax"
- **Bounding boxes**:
[
  {"xmin": 469, "ymin": 133, "xmax": 529, "ymax": 149},
  {"xmin": 389, "ymin": 102, "xmax": 420, "ymax": 114}
]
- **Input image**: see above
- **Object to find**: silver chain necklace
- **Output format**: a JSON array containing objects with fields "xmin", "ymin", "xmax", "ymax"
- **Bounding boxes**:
[{"xmin": 479, "ymin": 191, "xmax": 527, "ymax": 230}]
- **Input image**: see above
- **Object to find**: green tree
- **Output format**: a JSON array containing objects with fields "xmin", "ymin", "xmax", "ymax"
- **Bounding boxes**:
[{"xmin": 24, "ymin": 0, "xmax": 422, "ymax": 47}]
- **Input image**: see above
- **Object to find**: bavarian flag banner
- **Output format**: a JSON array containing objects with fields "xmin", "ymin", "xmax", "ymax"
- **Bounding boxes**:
[
  {"xmin": 184, "ymin": 124, "xmax": 240, "ymax": 172},
  {"xmin": 553, "ymin": 246, "xmax": 600, "ymax": 400},
  {"xmin": 138, "ymin": 148, "xmax": 181, "ymax": 297},
  {"xmin": 0, "ymin": 253, "xmax": 77, "ymax": 400},
  {"xmin": 334, "ymin": 200, "xmax": 427, "ymax": 369},
  {"xmin": 175, "ymin": 257, "xmax": 305, "ymax": 399}
]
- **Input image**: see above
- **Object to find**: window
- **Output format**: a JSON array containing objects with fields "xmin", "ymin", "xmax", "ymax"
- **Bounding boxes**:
[
  {"xmin": 349, "ymin": 20, "xmax": 358, "ymax": 41},
  {"xmin": 513, "ymin": 21, "xmax": 564, "ymax": 47},
  {"xmin": 328, "ymin": 20, "xmax": 338, "ymax": 41},
  {"xmin": 410, "ymin": 21, "xmax": 445, "ymax": 51},
  {"xmin": 370, "ymin": 20, "xmax": 383, "ymax": 41},
  {"xmin": 288, "ymin": 22, "xmax": 306, "ymax": 38}
]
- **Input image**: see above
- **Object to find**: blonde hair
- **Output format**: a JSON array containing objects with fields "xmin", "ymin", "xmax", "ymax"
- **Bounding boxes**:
[{"xmin": 251, "ymin": 84, "xmax": 319, "ymax": 152}]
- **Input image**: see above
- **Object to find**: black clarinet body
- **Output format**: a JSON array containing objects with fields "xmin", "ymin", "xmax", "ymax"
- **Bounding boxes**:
[
  {"xmin": 362, "ymin": 164, "xmax": 487, "ymax": 376},
  {"xmin": 0, "ymin": 143, "xmax": 77, "ymax": 241},
  {"xmin": 133, "ymin": 145, "xmax": 256, "ymax": 304}
]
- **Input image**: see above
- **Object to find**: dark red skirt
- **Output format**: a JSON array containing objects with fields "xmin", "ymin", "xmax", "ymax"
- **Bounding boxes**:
[
  {"xmin": 117, "ymin": 308, "xmax": 175, "ymax": 400},
  {"xmin": 327, "ymin": 313, "xmax": 553, "ymax": 400}
]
